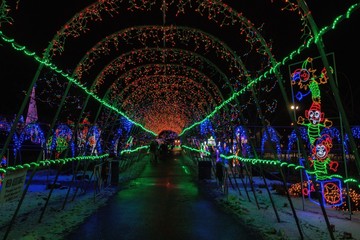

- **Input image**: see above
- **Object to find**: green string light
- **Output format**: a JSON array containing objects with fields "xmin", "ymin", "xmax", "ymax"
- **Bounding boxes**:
[
  {"xmin": 0, "ymin": 146, "xmax": 148, "ymax": 174},
  {"xmin": 120, "ymin": 145, "xmax": 148, "ymax": 154},
  {"xmin": 0, "ymin": 154, "xmax": 109, "ymax": 174},
  {"xmin": 183, "ymin": 144, "xmax": 360, "ymax": 189},
  {"xmin": 181, "ymin": 145, "xmax": 210, "ymax": 155}
]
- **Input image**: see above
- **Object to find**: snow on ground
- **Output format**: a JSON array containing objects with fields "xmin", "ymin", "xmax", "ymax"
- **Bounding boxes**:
[
  {"xmin": 1, "ymin": 152, "xmax": 359, "ymax": 240},
  {"xmin": 202, "ymin": 176, "xmax": 360, "ymax": 240},
  {"xmin": 0, "ymin": 158, "xmax": 148, "ymax": 240}
]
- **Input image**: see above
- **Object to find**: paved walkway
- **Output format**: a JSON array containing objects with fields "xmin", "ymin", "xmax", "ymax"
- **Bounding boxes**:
[{"xmin": 65, "ymin": 149, "xmax": 265, "ymax": 240}]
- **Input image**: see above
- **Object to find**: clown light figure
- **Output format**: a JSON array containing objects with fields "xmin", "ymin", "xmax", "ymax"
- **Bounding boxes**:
[
  {"xmin": 307, "ymin": 134, "xmax": 339, "ymax": 181},
  {"xmin": 305, "ymin": 134, "xmax": 342, "ymax": 206},
  {"xmin": 297, "ymin": 101, "xmax": 332, "ymax": 146},
  {"xmin": 291, "ymin": 57, "xmax": 330, "ymax": 102},
  {"xmin": 291, "ymin": 67, "xmax": 312, "ymax": 101}
]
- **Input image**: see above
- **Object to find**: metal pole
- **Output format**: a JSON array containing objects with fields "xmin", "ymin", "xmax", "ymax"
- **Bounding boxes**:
[{"xmin": 288, "ymin": 65, "xmax": 306, "ymax": 211}]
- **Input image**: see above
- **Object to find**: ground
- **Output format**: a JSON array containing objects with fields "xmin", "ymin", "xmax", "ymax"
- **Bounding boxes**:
[{"xmin": 202, "ymin": 177, "xmax": 360, "ymax": 240}]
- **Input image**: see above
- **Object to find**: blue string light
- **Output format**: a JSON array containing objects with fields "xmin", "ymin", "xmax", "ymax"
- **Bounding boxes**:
[{"xmin": 261, "ymin": 126, "xmax": 282, "ymax": 157}]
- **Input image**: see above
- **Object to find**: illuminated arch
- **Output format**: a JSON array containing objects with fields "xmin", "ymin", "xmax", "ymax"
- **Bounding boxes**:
[
  {"xmin": 19, "ymin": 123, "xmax": 46, "ymax": 149},
  {"xmin": 0, "ymin": 120, "xmax": 20, "ymax": 160},
  {"xmin": 344, "ymin": 126, "xmax": 360, "ymax": 155},
  {"xmin": 37, "ymin": 0, "xmax": 280, "ymax": 136},
  {"xmin": 84, "ymin": 48, "xmax": 232, "ymax": 133},
  {"xmin": 261, "ymin": 126, "xmax": 282, "ymax": 158},
  {"xmin": 75, "ymin": 26, "xmax": 245, "ymax": 86},
  {"xmin": 286, "ymin": 126, "xmax": 310, "ymax": 159},
  {"xmin": 234, "ymin": 125, "xmax": 252, "ymax": 157}
]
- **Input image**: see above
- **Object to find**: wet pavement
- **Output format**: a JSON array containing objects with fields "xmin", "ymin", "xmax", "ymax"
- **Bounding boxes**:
[{"xmin": 66, "ymin": 150, "xmax": 264, "ymax": 240}]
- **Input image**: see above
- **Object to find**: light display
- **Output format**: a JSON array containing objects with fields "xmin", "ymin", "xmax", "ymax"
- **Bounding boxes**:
[
  {"xmin": 76, "ymin": 26, "xmax": 243, "ymax": 82},
  {"xmin": 120, "ymin": 116, "xmax": 133, "ymax": 135},
  {"xmin": 297, "ymin": 101, "xmax": 333, "ymax": 145},
  {"xmin": 207, "ymin": 136, "xmax": 216, "ymax": 147},
  {"xmin": 291, "ymin": 58, "xmax": 330, "ymax": 102},
  {"xmin": 260, "ymin": 126, "xmax": 282, "ymax": 158},
  {"xmin": 77, "ymin": 118, "xmax": 91, "ymax": 153},
  {"xmin": 85, "ymin": 125, "xmax": 103, "ymax": 156},
  {"xmin": 0, "ymin": 1, "xmax": 358, "ymax": 201},
  {"xmin": 47, "ymin": 124, "xmax": 75, "ymax": 159},
  {"xmin": 344, "ymin": 126, "xmax": 360, "ymax": 155},
  {"xmin": 234, "ymin": 126, "xmax": 251, "ymax": 157},
  {"xmin": 1, "ymin": 5, "xmax": 360, "ymax": 238},
  {"xmin": 47, "ymin": 1, "xmax": 268, "ymax": 60},
  {"xmin": 1, "ymin": 1, "xmax": 357, "ymax": 139},
  {"xmin": 0, "ymin": 154, "xmax": 109, "ymax": 175},
  {"xmin": 200, "ymin": 119, "xmax": 215, "ymax": 138},
  {"xmin": 320, "ymin": 127, "xmax": 341, "ymax": 144},
  {"xmin": 36, "ymin": 0, "xmax": 279, "ymax": 136},
  {"xmin": 19, "ymin": 123, "xmax": 46, "ymax": 149},
  {"xmin": 36, "ymin": 71, "xmax": 85, "ymax": 115},
  {"xmin": 0, "ymin": 120, "xmax": 20, "ymax": 159},
  {"xmin": 25, "ymin": 87, "xmax": 38, "ymax": 125},
  {"xmin": 1, "ymin": 2, "xmax": 358, "ymax": 140},
  {"xmin": 110, "ymin": 127, "xmax": 122, "ymax": 156},
  {"xmin": 0, "ymin": 0, "xmax": 12, "ymax": 27},
  {"xmin": 286, "ymin": 126, "xmax": 310, "ymax": 157},
  {"xmin": 292, "ymin": 57, "xmax": 341, "ymax": 207},
  {"xmin": 199, "ymin": 140, "xmax": 209, "ymax": 158},
  {"xmin": 307, "ymin": 134, "xmax": 339, "ymax": 180}
]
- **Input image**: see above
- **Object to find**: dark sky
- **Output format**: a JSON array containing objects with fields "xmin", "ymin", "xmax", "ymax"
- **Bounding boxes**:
[{"xmin": 1, "ymin": 0, "xmax": 359, "ymax": 125}]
